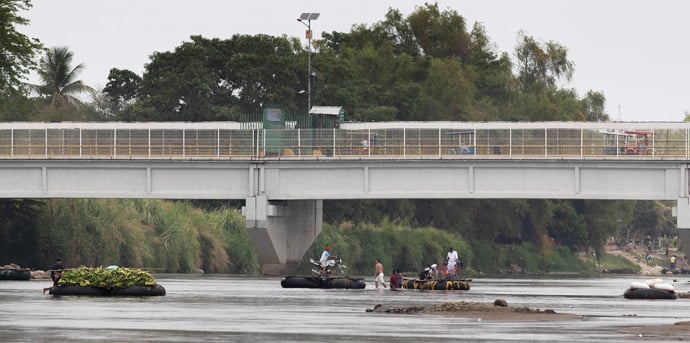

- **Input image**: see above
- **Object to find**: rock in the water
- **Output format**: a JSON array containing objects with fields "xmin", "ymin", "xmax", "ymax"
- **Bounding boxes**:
[{"xmin": 494, "ymin": 299, "xmax": 508, "ymax": 307}]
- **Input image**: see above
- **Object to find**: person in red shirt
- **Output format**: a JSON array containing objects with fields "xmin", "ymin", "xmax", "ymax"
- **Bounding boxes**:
[{"xmin": 389, "ymin": 269, "xmax": 403, "ymax": 290}]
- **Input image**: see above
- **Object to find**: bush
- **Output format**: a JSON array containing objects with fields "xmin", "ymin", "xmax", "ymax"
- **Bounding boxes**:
[
  {"xmin": 469, "ymin": 240, "xmax": 499, "ymax": 273},
  {"xmin": 303, "ymin": 221, "xmax": 472, "ymax": 275},
  {"xmin": 598, "ymin": 254, "xmax": 641, "ymax": 273}
]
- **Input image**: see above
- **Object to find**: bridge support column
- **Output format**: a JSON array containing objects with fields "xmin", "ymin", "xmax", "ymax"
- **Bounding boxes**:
[
  {"xmin": 675, "ymin": 198, "xmax": 690, "ymax": 254},
  {"xmin": 243, "ymin": 196, "xmax": 323, "ymax": 275}
]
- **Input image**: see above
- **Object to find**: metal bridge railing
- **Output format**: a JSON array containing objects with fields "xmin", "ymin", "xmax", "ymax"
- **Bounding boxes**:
[{"xmin": 0, "ymin": 125, "xmax": 687, "ymax": 160}]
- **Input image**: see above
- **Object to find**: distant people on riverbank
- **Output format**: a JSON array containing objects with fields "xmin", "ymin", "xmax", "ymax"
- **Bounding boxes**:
[{"xmin": 670, "ymin": 255, "xmax": 677, "ymax": 270}]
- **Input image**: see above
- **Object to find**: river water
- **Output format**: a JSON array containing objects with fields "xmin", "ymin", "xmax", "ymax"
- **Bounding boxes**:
[{"xmin": 1, "ymin": 274, "xmax": 689, "ymax": 342}]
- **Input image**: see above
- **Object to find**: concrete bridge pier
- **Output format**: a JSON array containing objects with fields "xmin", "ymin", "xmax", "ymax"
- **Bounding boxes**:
[
  {"xmin": 675, "ymin": 198, "xmax": 690, "ymax": 255},
  {"xmin": 243, "ymin": 196, "xmax": 323, "ymax": 275}
]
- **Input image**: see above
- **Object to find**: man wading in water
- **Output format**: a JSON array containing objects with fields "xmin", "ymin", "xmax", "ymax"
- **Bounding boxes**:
[
  {"xmin": 43, "ymin": 258, "xmax": 64, "ymax": 294},
  {"xmin": 374, "ymin": 259, "xmax": 387, "ymax": 288}
]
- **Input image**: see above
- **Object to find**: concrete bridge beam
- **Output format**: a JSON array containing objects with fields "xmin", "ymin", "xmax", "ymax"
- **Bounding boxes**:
[{"xmin": 243, "ymin": 196, "xmax": 322, "ymax": 275}]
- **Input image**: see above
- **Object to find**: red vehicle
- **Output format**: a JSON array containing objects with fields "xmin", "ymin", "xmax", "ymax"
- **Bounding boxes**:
[
  {"xmin": 601, "ymin": 129, "xmax": 653, "ymax": 155},
  {"xmin": 622, "ymin": 130, "xmax": 653, "ymax": 155}
]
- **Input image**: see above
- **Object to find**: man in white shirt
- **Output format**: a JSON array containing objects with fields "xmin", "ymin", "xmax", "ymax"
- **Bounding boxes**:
[
  {"xmin": 447, "ymin": 247, "xmax": 459, "ymax": 273},
  {"xmin": 360, "ymin": 138, "xmax": 369, "ymax": 154}
]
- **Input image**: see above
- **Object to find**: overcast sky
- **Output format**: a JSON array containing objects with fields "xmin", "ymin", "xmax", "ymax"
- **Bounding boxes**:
[{"xmin": 19, "ymin": 0, "xmax": 690, "ymax": 122}]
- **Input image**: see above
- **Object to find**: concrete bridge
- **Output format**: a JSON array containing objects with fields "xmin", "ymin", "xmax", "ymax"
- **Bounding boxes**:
[{"xmin": 1, "ymin": 121, "xmax": 690, "ymax": 273}]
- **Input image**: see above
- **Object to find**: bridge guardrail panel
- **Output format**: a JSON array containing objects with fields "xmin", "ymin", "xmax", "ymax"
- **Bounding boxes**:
[{"xmin": 0, "ymin": 124, "xmax": 688, "ymax": 160}]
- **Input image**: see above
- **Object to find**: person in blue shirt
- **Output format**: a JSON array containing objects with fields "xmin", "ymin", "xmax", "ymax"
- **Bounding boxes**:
[{"xmin": 319, "ymin": 246, "xmax": 332, "ymax": 274}]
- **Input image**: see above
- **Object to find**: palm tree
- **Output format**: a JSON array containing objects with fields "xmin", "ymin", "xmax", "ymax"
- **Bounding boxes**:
[{"xmin": 36, "ymin": 47, "xmax": 94, "ymax": 107}]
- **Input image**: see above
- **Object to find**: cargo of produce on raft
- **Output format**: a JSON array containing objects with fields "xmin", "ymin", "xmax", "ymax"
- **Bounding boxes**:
[{"xmin": 48, "ymin": 266, "xmax": 165, "ymax": 296}]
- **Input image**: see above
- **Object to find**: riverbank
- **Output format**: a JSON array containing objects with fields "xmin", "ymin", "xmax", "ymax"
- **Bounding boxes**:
[{"xmin": 604, "ymin": 243, "xmax": 678, "ymax": 276}]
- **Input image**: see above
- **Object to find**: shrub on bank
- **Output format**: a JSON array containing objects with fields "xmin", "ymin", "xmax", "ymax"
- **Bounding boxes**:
[
  {"xmin": 302, "ymin": 222, "xmax": 604, "ymax": 276},
  {"xmin": 303, "ymin": 221, "xmax": 472, "ymax": 275},
  {"xmin": 598, "ymin": 254, "xmax": 641, "ymax": 274}
]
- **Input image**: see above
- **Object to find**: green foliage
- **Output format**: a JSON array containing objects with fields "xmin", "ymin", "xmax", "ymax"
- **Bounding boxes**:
[
  {"xmin": 303, "ymin": 220, "xmax": 472, "ymax": 275},
  {"xmin": 1, "ymin": 196, "xmax": 669, "ymax": 276},
  {"xmin": 503, "ymin": 243, "xmax": 541, "ymax": 272},
  {"xmin": 0, "ymin": 199, "xmax": 44, "ymax": 266},
  {"xmin": 631, "ymin": 200, "xmax": 674, "ymax": 240},
  {"xmin": 100, "ymin": 68, "xmax": 142, "ymax": 119},
  {"xmin": 59, "ymin": 266, "xmax": 156, "ymax": 287},
  {"xmin": 34, "ymin": 199, "xmax": 258, "ymax": 274},
  {"xmin": 0, "ymin": 90, "xmax": 40, "ymax": 121},
  {"xmin": 515, "ymin": 31, "xmax": 574, "ymax": 92},
  {"xmin": 468, "ymin": 22, "xmax": 515, "ymax": 107},
  {"xmin": 468, "ymin": 240, "xmax": 500, "ymax": 273},
  {"xmin": 543, "ymin": 247, "xmax": 590, "ymax": 272},
  {"xmin": 132, "ymin": 34, "xmax": 299, "ymax": 121},
  {"xmin": 35, "ymin": 47, "xmax": 95, "ymax": 108},
  {"xmin": 580, "ymin": 200, "xmax": 634, "ymax": 252},
  {"xmin": 0, "ymin": 2, "xmax": 607, "ymax": 127},
  {"xmin": 415, "ymin": 58, "xmax": 477, "ymax": 120},
  {"xmin": 582, "ymin": 90, "xmax": 609, "ymax": 121},
  {"xmin": 302, "ymin": 222, "xmax": 597, "ymax": 276},
  {"xmin": 598, "ymin": 254, "xmax": 641, "ymax": 273},
  {"xmin": 474, "ymin": 242, "xmax": 591, "ymax": 274},
  {"xmin": 38, "ymin": 199, "xmax": 153, "ymax": 268},
  {"xmin": 472, "ymin": 200, "xmax": 530, "ymax": 243},
  {"xmin": 407, "ymin": 3, "xmax": 470, "ymax": 59},
  {"xmin": 325, "ymin": 200, "xmax": 400, "ymax": 225},
  {"xmin": 206, "ymin": 208, "xmax": 260, "ymax": 273},
  {"xmin": 548, "ymin": 200, "xmax": 588, "ymax": 249},
  {"xmin": 340, "ymin": 198, "xmax": 679, "ymax": 259},
  {"xmin": 145, "ymin": 201, "xmax": 201, "ymax": 273},
  {"xmin": 0, "ymin": 0, "xmax": 42, "ymax": 97},
  {"xmin": 70, "ymin": 3, "xmax": 610, "ymax": 126}
]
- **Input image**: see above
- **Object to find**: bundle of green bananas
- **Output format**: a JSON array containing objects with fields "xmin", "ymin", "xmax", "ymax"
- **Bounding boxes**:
[{"xmin": 58, "ymin": 266, "xmax": 156, "ymax": 288}]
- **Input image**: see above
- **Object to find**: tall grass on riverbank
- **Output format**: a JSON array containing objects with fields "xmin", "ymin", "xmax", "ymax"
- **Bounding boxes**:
[
  {"xmin": 37, "ymin": 199, "xmax": 258, "ymax": 273},
  {"xmin": 29, "ymin": 199, "xmax": 601, "ymax": 275},
  {"xmin": 302, "ymin": 222, "xmax": 597, "ymax": 275},
  {"xmin": 302, "ymin": 220, "xmax": 472, "ymax": 275}
]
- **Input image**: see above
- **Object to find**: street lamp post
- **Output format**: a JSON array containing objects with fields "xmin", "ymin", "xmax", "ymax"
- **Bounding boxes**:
[{"xmin": 297, "ymin": 12, "xmax": 319, "ymax": 114}]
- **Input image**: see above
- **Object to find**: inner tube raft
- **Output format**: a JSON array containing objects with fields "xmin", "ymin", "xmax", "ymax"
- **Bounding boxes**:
[
  {"xmin": 623, "ymin": 281, "xmax": 676, "ymax": 300},
  {"xmin": 402, "ymin": 278, "xmax": 471, "ymax": 291},
  {"xmin": 49, "ymin": 283, "xmax": 166, "ymax": 296},
  {"xmin": 0, "ymin": 269, "xmax": 31, "ymax": 281},
  {"xmin": 281, "ymin": 276, "xmax": 366, "ymax": 289}
]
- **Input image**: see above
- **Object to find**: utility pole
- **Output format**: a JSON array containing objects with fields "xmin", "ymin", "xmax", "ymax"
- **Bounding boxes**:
[{"xmin": 297, "ymin": 13, "xmax": 319, "ymax": 114}]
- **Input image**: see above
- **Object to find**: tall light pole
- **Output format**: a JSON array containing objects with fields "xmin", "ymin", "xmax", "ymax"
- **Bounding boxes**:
[{"xmin": 297, "ymin": 12, "xmax": 319, "ymax": 114}]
